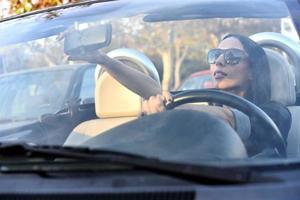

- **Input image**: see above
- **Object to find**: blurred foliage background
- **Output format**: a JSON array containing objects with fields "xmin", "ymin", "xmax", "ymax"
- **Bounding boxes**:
[
  {"xmin": 0, "ymin": 0, "xmax": 80, "ymax": 17},
  {"xmin": 10, "ymin": 0, "xmax": 79, "ymax": 15},
  {"xmin": 0, "ymin": 0, "xmax": 282, "ymax": 90}
]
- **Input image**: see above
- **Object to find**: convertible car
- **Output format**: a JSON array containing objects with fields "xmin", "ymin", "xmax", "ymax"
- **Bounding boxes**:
[
  {"xmin": 0, "ymin": 0, "xmax": 299, "ymax": 199},
  {"xmin": 178, "ymin": 70, "xmax": 213, "ymax": 90},
  {"xmin": 0, "ymin": 64, "xmax": 97, "ymax": 144}
]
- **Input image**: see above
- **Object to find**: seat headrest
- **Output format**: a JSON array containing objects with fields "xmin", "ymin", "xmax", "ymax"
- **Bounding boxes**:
[
  {"xmin": 95, "ymin": 72, "xmax": 142, "ymax": 118},
  {"xmin": 265, "ymin": 48, "xmax": 296, "ymax": 106}
]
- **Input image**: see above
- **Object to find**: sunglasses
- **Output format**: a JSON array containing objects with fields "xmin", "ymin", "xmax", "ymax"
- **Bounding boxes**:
[{"xmin": 207, "ymin": 48, "xmax": 248, "ymax": 65}]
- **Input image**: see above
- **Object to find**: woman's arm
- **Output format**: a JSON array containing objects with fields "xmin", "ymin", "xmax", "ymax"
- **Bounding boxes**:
[{"xmin": 69, "ymin": 51, "xmax": 162, "ymax": 99}]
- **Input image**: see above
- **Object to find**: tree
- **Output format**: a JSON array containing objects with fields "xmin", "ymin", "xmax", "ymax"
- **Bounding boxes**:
[
  {"xmin": 9, "ymin": 0, "xmax": 80, "ymax": 15},
  {"xmin": 0, "ymin": 0, "xmax": 82, "ymax": 71},
  {"xmin": 111, "ymin": 18, "xmax": 220, "ymax": 90},
  {"xmin": 4, "ymin": 2, "xmax": 280, "ymax": 88},
  {"xmin": 110, "ymin": 17, "xmax": 280, "ymax": 90}
]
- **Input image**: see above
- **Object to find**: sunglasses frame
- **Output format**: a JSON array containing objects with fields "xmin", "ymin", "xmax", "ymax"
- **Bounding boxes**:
[{"xmin": 207, "ymin": 48, "xmax": 248, "ymax": 65}]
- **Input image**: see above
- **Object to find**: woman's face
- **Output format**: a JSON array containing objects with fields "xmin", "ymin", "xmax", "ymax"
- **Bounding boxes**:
[{"xmin": 210, "ymin": 37, "xmax": 252, "ymax": 94}]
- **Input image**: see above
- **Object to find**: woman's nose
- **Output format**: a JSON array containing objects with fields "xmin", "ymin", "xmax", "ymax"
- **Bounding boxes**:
[{"xmin": 215, "ymin": 54, "xmax": 225, "ymax": 67}]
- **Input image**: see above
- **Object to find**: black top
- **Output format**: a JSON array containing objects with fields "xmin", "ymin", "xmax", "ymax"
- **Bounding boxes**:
[
  {"xmin": 260, "ymin": 101, "xmax": 292, "ymax": 143},
  {"xmin": 246, "ymin": 101, "xmax": 292, "ymax": 156}
]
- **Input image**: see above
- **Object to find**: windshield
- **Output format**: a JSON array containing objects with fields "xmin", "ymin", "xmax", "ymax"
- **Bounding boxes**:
[
  {"xmin": 0, "ymin": 0, "xmax": 299, "ymax": 167},
  {"xmin": 0, "ymin": 69, "xmax": 73, "ymax": 121}
]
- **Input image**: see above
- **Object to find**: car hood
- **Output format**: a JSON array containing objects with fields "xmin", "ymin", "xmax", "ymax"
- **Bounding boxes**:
[{"xmin": 0, "ymin": 119, "xmax": 39, "ymax": 141}]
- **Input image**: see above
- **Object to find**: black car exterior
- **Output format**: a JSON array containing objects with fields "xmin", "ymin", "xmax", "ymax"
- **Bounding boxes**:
[{"xmin": 0, "ymin": 64, "xmax": 97, "ymax": 145}]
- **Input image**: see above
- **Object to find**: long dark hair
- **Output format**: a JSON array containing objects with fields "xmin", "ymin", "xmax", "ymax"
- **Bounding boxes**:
[{"xmin": 222, "ymin": 34, "xmax": 271, "ymax": 105}]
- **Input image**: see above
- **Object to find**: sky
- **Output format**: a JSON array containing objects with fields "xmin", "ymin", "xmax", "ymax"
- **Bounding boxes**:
[{"xmin": 0, "ymin": 0, "xmax": 10, "ymax": 18}]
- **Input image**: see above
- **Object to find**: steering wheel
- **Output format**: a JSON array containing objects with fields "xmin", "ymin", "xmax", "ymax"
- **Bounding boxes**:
[{"xmin": 165, "ymin": 89, "xmax": 286, "ymax": 157}]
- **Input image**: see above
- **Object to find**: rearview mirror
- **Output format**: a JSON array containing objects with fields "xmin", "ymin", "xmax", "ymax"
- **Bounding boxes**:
[{"xmin": 64, "ymin": 23, "xmax": 112, "ymax": 55}]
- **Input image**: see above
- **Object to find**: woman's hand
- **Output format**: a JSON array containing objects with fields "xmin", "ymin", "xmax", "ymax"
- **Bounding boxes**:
[{"xmin": 142, "ymin": 91, "xmax": 173, "ymax": 115}]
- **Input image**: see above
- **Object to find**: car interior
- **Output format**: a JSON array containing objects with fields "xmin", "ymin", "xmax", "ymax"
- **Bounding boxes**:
[
  {"xmin": 64, "ymin": 48, "xmax": 161, "ymax": 146},
  {"xmin": 251, "ymin": 32, "xmax": 300, "ymax": 157},
  {"xmin": 63, "ymin": 28, "xmax": 300, "ymax": 159},
  {"xmin": 2, "ymin": 1, "xmax": 300, "ymax": 198}
]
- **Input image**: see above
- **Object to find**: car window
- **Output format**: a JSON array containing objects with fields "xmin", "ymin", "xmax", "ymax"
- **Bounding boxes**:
[
  {"xmin": 79, "ymin": 67, "xmax": 96, "ymax": 104},
  {"xmin": 0, "ymin": 69, "xmax": 73, "ymax": 121}
]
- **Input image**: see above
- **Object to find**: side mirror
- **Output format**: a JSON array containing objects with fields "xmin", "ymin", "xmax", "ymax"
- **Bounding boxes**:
[
  {"xmin": 39, "ymin": 113, "xmax": 60, "ymax": 126},
  {"xmin": 64, "ymin": 23, "xmax": 112, "ymax": 55}
]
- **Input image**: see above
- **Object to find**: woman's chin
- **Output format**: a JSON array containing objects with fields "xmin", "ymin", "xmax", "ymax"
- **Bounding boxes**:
[{"xmin": 214, "ymin": 81, "xmax": 238, "ymax": 91}]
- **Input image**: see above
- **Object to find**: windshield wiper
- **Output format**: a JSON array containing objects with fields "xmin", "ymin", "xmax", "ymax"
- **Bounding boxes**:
[{"xmin": 0, "ymin": 143, "xmax": 257, "ymax": 184}]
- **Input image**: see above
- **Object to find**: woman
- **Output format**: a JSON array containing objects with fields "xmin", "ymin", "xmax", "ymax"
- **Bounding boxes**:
[
  {"xmin": 69, "ymin": 34, "xmax": 291, "ymax": 156},
  {"xmin": 143, "ymin": 34, "xmax": 291, "ymax": 155}
]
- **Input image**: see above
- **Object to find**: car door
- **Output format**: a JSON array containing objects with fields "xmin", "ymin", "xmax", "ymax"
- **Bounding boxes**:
[{"xmin": 71, "ymin": 65, "xmax": 98, "ymax": 125}]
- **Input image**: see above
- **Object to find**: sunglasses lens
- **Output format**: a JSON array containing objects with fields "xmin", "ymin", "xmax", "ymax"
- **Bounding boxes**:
[
  {"xmin": 207, "ymin": 49, "xmax": 222, "ymax": 64},
  {"xmin": 208, "ymin": 48, "xmax": 247, "ymax": 65},
  {"xmin": 224, "ymin": 50, "xmax": 242, "ymax": 65}
]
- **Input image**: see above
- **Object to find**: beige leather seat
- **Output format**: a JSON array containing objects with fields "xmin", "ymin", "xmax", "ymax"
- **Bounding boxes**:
[
  {"xmin": 64, "ymin": 48, "xmax": 160, "ymax": 145},
  {"xmin": 264, "ymin": 48, "xmax": 300, "ymax": 157},
  {"xmin": 64, "ymin": 49, "xmax": 160, "ymax": 146},
  {"xmin": 64, "ymin": 71, "xmax": 142, "ymax": 146}
]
